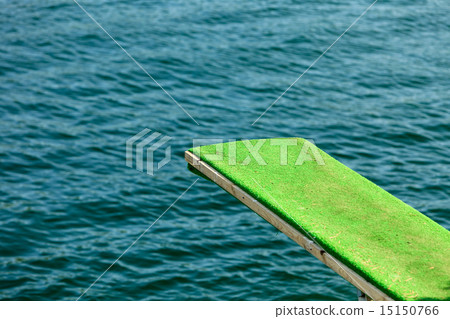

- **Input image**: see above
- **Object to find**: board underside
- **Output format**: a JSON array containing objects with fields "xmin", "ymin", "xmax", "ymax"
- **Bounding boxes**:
[{"xmin": 187, "ymin": 138, "xmax": 450, "ymax": 301}]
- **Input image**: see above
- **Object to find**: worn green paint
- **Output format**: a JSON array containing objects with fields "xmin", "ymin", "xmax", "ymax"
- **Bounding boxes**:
[{"xmin": 189, "ymin": 138, "xmax": 450, "ymax": 301}]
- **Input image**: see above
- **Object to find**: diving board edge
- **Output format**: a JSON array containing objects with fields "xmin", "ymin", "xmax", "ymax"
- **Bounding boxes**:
[{"xmin": 185, "ymin": 150, "xmax": 393, "ymax": 301}]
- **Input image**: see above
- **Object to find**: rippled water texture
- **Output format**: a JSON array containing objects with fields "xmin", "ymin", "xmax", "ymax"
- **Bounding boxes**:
[{"xmin": 1, "ymin": 0, "xmax": 449, "ymax": 300}]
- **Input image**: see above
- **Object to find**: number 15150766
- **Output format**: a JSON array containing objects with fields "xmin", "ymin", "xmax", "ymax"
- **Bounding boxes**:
[{"xmin": 380, "ymin": 305, "xmax": 439, "ymax": 316}]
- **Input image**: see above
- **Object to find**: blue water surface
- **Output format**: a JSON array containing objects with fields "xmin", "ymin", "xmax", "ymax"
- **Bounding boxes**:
[{"xmin": 0, "ymin": 0, "xmax": 449, "ymax": 300}]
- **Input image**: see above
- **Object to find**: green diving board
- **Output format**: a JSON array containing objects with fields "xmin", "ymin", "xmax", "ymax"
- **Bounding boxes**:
[{"xmin": 185, "ymin": 138, "xmax": 450, "ymax": 301}]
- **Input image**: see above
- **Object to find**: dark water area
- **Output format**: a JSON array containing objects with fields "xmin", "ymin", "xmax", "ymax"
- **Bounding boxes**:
[{"xmin": 0, "ymin": 0, "xmax": 449, "ymax": 300}]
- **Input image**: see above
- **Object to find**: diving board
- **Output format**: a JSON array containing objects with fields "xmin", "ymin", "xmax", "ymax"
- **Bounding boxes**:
[{"xmin": 185, "ymin": 138, "xmax": 450, "ymax": 301}]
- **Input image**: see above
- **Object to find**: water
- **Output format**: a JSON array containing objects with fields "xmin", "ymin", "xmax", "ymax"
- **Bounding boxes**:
[{"xmin": 1, "ymin": 0, "xmax": 449, "ymax": 300}]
